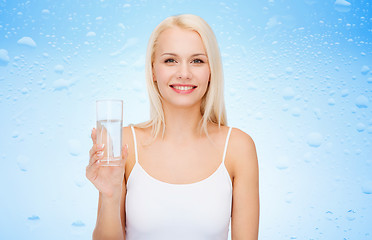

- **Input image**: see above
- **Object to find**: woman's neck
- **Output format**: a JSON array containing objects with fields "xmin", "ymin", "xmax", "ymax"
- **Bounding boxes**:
[{"xmin": 161, "ymin": 103, "xmax": 203, "ymax": 142}]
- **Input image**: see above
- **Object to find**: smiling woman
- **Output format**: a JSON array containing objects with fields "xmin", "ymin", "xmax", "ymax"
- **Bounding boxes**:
[
  {"xmin": 143, "ymin": 14, "xmax": 227, "ymax": 139},
  {"xmin": 86, "ymin": 14, "xmax": 259, "ymax": 240}
]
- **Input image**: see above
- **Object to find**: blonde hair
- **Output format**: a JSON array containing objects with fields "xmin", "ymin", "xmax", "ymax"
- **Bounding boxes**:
[{"xmin": 137, "ymin": 14, "xmax": 227, "ymax": 138}]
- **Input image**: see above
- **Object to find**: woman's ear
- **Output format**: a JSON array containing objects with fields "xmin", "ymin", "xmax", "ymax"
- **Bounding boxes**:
[{"xmin": 151, "ymin": 64, "xmax": 157, "ymax": 82}]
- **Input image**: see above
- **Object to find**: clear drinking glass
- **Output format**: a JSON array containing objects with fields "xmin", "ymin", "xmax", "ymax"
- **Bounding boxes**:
[{"xmin": 96, "ymin": 99, "xmax": 123, "ymax": 166}]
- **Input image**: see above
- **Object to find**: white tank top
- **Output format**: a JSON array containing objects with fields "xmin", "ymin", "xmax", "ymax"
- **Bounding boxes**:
[{"xmin": 125, "ymin": 126, "xmax": 233, "ymax": 240}]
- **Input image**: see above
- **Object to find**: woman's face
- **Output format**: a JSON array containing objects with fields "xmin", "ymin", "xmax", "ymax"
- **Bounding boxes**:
[{"xmin": 152, "ymin": 27, "xmax": 210, "ymax": 110}]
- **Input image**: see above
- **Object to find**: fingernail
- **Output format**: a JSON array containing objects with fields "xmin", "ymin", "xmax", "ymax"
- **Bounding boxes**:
[
  {"xmin": 100, "ymin": 144, "xmax": 105, "ymax": 149},
  {"xmin": 125, "ymin": 144, "xmax": 128, "ymax": 150},
  {"xmin": 97, "ymin": 151, "xmax": 104, "ymax": 157}
]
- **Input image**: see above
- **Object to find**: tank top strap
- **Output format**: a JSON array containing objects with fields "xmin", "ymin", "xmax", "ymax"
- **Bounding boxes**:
[
  {"xmin": 222, "ymin": 127, "xmax": 233, "ymax": 164},
  {"xmin": 130, "ymin": 125, "xmax": 139, "ymax": 163}
]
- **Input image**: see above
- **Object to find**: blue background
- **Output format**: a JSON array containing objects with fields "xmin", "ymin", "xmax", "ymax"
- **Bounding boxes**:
[{"xmin": 0, "ymin": 0, "xmax": 371, "ymax": 239}]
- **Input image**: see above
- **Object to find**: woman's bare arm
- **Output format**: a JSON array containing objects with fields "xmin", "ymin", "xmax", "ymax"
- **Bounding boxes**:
[
  {"xmin": 93, "ymin": 191, "xmax": 125, "ymax": 240},
  {"xmin": 88, "ymin": 127, "xmax": 132, "ymax": 240},
  {"xmin": 229, "ymin": 128, "xmax": 260, "ymax": 240}
]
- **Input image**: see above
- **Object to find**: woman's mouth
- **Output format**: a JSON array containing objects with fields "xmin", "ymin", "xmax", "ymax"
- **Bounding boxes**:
[{"xmin": 170, "ymin": 84, "xmax": 197, "ymax": 94}]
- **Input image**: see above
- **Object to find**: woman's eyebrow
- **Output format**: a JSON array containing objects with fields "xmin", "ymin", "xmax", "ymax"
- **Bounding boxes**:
[
  {"xmin": 191, "ymin": 53, "xmax": 207, "ymax": 57},
  {"xmin": 160, "ymin": 53, "xmax": 207, "ymax": 57},
  {"xmin": 161, "ymin": 53, "xmax": 177, "ymax": 56}
]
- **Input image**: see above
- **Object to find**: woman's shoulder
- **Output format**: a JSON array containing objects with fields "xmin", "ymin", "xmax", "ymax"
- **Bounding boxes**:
[
  {"xmin": 227, "ymin": 126, "xmax": 257, "ymax": 168},
  {"xmin": 230, "ymin": 127, "xmax": 255, "ymax": 145},
  {"xmin": 123, "ymin": 123, "xmax": 152, "ymax": 141},
  {"xmin": 209, "ymin": 125, "xmax": 255, "ymax": 151},
  {"xmin": 213, "ymin": 125, "xmax": 254, "ymax": 144}
]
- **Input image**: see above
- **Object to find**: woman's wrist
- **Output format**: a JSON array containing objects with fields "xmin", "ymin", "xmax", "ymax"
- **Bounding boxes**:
[{"xmin": 100, "ymin": 190, "xmax": 122, "ymax": 205}]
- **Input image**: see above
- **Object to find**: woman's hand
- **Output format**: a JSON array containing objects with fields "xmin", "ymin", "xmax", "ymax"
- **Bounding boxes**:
[{"xmin": 86, "ymin": 128, "xmax": 128, "ymax": 199}]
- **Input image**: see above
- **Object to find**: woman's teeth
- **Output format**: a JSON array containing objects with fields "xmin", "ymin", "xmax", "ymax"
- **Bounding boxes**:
[{"xmin": 172, "ymin": 85, "xmax": 195, "ymax": 90}]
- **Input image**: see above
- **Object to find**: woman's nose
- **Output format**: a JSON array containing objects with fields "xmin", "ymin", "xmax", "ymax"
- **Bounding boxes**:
[{"xmin": 177, "ymin": 63, "xmax": 192, "ymax": 80}]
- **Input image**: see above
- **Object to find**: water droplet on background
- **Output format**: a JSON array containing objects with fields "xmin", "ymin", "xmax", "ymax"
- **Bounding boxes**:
[
  {"xmin": 74, "ymin": 176, "xmax": 86, "ymax": 188},
  {"xmin": 361, "ymin": 65, "xmax": 370, "ymax": 75},
  {"xmin": 68, "ymin": 139, "xmax": 82, "ymax": 156},
  {"xmin": 291, "ymin": 107, "xmax": 301, "ymax": 117},
  {"xmin": 355, "ymin": 95, "xmax": 368, "ymax": 108},
  {"xmin": 71, "ymin": 220, "xmax": 85, "ymax": 227},
  {"xmin": 325, "ymin": 210, "xmax": 334, "ymax": 221},
  {"xmin": 27, "ymin": 214, "xmax": 41, "ymax": 230},
  {"xmin": 276, "ymin": 156, "xmax": 289, "ymax": 170},
  {"xmin": 17, "ymin": 155, "xmax": 30, "ymax": 172},
  {"xmin": 285, "ymin": 67, "xmax": 293, "ymax": 74},
  {"xmin": 20, "ymin": 87, "xmax": 29, "ymax": 95},
  {"xmin": 86, "ymin": 31, "xmax": 96, "ymax": 37},
  {"xmin": 304, "ymin": 152, "xmax": 312, "ymax": 163},
  {"xmin": 17, "ymin": 37, "xmax": 37, "ymax": 48},
  {"xmin": 255, "ymin": 112, "xmax": 263, "ymax": 120},
  {"xmin": 334, "ymin": 0, "xmax": 351, "ymax": 13},
  {"xmin": 328, "ymin": 98, "xmax": 336, "ymax": 106},
  {"xmin": 12, "ymin": 131, "xmax": 19, "ymax": 138},
  {"xmin": 71, "ymin": 219, "xmax": 87, "ymax": 235},
  {"xmin": 341, "ymin": 89, "xmax": 349, "ymax": 97},
  {"xmin": 313, "ymin": 108, "xmax": 321, "ymax": 120},
  {"xmin": 307, "ymin": 132, "xmax": 323, "ymax": 147},
  {"xmin": 28, "ymin": 215, "xmax": 40, "ymax": 221},
  {"xmin": 41, "ymin": 9, "xmax": 50, "ymax": 15},
  {"xmin": 282, "ymin": 87, "xmax": 295, "ymax": 100},
  {"xmin": 268, "ymin": 73, "xmax": 276, "ymax": 80},
  {"xmin": 53, "ymin": 78, "xmax": 73, "ymax": 91},
  {"xmin": 346, "ymin": 210, "xmax": 356, "ymax": 221},
  {"xmin": 367, "ymin": 126, "xmax": 372, "ymax": 134},
  {"xmin": 361, "ymin": 181, "xmax": 372, "ymax": 194},
  {"xmin": 356, "ymin": 123, "xmax": 365, "ymax": 132},
  {"xmin": 0, "ymin": 49, "xmax": 10, "ymax": 66},
  {"xmin": 54, "ymin": 64, "xmax": 64, "ymax": 74},
  {"xmin": 285, "ymin": 192, "xmax": 294, "ymax": 203}
]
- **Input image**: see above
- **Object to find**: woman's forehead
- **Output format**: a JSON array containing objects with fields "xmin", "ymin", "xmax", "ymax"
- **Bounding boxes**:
[{"xmin": 155, "ymin": 27, "xmax": 206, "ymax": 55}]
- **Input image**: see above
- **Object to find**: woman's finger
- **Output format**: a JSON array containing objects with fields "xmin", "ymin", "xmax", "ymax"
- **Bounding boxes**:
[
  {"xmin": 86, "ymin": 158, "xmax": 101, "ymax": 181},
  {"xmin": 91, "ymin": 128, "xmax": 97, "ymax": 144},
  {"xmin": 89, "ymin": 147, "xmax": 94, "ymax": 159},
  {"xmin": 89, "ymin": 143, "xmax": 105, "ymax": 160},
  {"xmin": 116, "ymin": 144, "xmax": 128, "ymax": 167},
  {"xmin": 89, "ymin": 148, "xmax": 104, "ymax": 166}
]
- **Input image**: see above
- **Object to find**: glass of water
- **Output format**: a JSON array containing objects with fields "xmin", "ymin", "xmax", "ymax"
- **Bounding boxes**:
[{"xmin": 96, "ymin": 99, "xmax": 123, "ymax": 166}]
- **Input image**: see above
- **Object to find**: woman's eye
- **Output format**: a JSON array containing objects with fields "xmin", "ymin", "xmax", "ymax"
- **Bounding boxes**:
[
  {"xmin": 165, "ymin": 59, "xmax": 176, "ymax": 63},
  {"xmin": 192, "ymin": 59, "xmax": 204, "ymax": 64}
]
